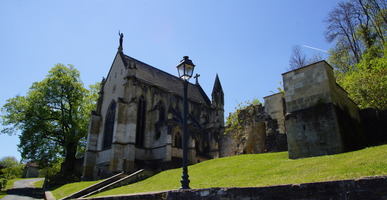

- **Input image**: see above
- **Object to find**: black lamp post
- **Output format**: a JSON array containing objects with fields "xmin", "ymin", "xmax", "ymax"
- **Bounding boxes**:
[{"xmin": 176, "ymin": 56, "xmax": 195, "ymax": 189}]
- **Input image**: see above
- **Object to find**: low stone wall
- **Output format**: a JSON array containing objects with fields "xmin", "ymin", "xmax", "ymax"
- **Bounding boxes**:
[{"xmin": 83, "ymin": 176, "xmax": 387, "ymax": 200}]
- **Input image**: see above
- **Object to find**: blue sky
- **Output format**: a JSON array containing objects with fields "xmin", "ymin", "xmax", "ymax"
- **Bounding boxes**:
[{"xmin": 0, "ymin": 0, "xmax": 338, "ymax": 161}]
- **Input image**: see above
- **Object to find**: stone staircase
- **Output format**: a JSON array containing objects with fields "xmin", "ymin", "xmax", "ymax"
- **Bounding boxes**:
[{"xmin": 60, "ymin": 169, "xmax": 149, "ymax": 200}]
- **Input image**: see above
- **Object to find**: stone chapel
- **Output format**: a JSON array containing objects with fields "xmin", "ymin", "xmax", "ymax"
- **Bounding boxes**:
[{"xmin": 82, "ymin": 34, "xmax": 224, "ymax": 180}]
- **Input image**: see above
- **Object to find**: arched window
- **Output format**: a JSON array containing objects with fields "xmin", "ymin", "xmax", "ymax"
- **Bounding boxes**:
[
  {"xmin": 136, "ymin": 96, "xmax": 146, "ymax": 147},
  {"xmin": 174, "ymin": 132, "xmax": 182, "ymax": 149},
  {"xmin": 158, "ymin": 102, "xmax": 165, "ymax": 122},
  {"xmin": 154, "ymin": 102, "xmax": 165, "ymax": 141},
  {"xmin": 103, "ymin": 100, "xmax": 116, "ymax": 149}
]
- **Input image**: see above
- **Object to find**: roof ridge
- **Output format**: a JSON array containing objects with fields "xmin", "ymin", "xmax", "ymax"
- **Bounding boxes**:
[
  {"xmin": 195, "ymin": 83, "xmax": 212, "ymax": 106},
  {"xmin": 123, "ymin": 54, "xmax": 211, "ymax": 105},
  {"xmin": 124, "ymin": 54, "xmax": 181, "ymax": 82}
]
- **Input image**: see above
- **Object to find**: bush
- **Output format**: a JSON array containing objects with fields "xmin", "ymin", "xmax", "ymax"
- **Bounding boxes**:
[
  {"xmin": 0, "ymin": 179, "xmax": 7, "ymax": 190},
  {"xmin": 0, "ymin": 156, "xmax": 23, "ymax": 180}
]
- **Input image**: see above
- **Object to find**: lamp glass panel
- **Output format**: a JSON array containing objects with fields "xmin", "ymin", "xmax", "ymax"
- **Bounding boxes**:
[
  {"xmin": 177, "ymin": 65, "xmax": 184, "ymax": 78},
  {"xmin": 185, "ymin": 65, "xmax": 194, "ymax": 78}
]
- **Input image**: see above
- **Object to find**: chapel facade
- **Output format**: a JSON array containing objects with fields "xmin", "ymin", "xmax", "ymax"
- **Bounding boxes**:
[{"xmin": 82, "ymin": 35, "xmax": 224, "ymax": 180}]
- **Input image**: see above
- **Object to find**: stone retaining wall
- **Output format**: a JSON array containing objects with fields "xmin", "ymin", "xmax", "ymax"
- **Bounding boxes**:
[{"xmin": 83, "ymin": 176, "xmax": 387, "ymax": 200}]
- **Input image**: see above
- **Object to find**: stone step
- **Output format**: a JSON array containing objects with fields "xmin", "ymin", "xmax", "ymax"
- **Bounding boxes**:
[
  {"xmin": 60, "ymin": 169, "xmax": 145, "ymax": 200},
  {"xmin": 78, "ymin": 169, "xmax": 146, "ymax": 198}
]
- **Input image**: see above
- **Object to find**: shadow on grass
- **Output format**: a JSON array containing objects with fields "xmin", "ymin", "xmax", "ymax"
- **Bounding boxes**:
[{"xmin": 5, "ymin": 187, "xmax": 44, "ymax": 199}]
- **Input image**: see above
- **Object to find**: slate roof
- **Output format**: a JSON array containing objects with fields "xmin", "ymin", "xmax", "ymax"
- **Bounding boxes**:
[{"xmin": 122, "ymin": 53, "xmax": 212, "ymax": 105}]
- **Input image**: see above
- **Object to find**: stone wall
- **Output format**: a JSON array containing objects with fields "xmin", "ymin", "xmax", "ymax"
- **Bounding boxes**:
[
  {"xmin": 282, "ymin": 61, "xmax": 332, "ymax": 112},
  {"xmin": 263, "ymin": 93, "xmax": 287, "ymax": 152},
  {"xmin": 285, "ymin": 103, "xmax": 344, "ymax": 158},
  {"xmin": 219, "ymin": 94, "xmax": 288, "ymax": 157},
  {"xmin": 264, "ymin": 93, "xmax": 285, "ymax": 134},
  {"xmin": 219, "ymin": 104, "xmax": 267, "ymax": 156},
  {"xmin": 218, "ymin": 130, "xmax": 238, "ymax": 157},
  {"xmin": 283, "ymin": 61, "xmax": 364, "ymax": 159},
  {"xmin": 220, "ymin": 61, "xmax": 375, "ymax": 159},
  {"xmin": 84, "ymin": 176, "xmax": 387, "ymax": 200}
]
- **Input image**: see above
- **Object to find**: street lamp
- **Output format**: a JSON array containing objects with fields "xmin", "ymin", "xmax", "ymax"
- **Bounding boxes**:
[{"xmin": 176, "ymin": 56, "xmax": 195, "ymax": 189}]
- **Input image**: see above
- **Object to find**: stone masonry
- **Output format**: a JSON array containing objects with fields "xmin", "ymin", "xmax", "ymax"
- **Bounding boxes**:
[
  {"xmin": 220, "ymin": 61, "xmax": 365, "ymax": 159},
  {"xmin": 283, "ymin": 61, "xmax": 363, "ymax": 159},
  {"xmin": 219, "ymin": 93, "xmax": 287, "ymax": 157}
]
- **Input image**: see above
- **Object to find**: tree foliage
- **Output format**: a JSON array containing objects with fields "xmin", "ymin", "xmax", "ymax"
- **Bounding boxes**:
[
  {"xmin": 326, "ymin": 0, "xmax": 387, "ymax": 109},
  {"xmin": 39, "ymin": 158, "xmax": 63, "ymax": 178},
  {"xmin": 336, "ymin": 45, "xmax": 387, "ymax": 109},
  {"xmin": 0, "ymin": 156, "xmax": 23, "ymax": 180},
  {"xmin": 1, "ymin": 64, "xmax": 98, "ymax": 172}
]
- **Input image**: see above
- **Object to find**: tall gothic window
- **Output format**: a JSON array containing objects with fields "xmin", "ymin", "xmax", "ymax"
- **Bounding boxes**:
[
  {"xmin": 103, "ymin": 100, "xmax": 116, "ymax": 149},
  {"xmin": 136, "ymin": 96, "xmax": 146, "ymax": 147},
  {"xmin": 158, "ymin": 102, "xmax": 165, "ymax": 122},
  {"xmin": 174, "ymin": 132, "xmax": 182, "ymax": 149}
]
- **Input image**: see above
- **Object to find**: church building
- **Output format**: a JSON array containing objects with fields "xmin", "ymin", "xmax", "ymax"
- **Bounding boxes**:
[{"xmin": 82, "ymin": 34, "xmax": 224, "ymax": 180}]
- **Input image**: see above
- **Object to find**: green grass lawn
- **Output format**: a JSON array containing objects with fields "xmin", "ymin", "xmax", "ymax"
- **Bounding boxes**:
[
  {"xmin": 91, "ymin": 145, "xmax": 386, "ymax": 197},
  {"xmin": 33, "ymin": 179, "xmax": 45, "ymax": 188},
  {"xmin": 51, "ymin": 179, "xmax": 102, "ymax": 199}
]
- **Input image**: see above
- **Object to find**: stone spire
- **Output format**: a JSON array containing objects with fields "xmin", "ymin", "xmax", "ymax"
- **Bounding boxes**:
[{"xmin": 212, "ymin": 74, "xmax": 224, "ymax": 109}]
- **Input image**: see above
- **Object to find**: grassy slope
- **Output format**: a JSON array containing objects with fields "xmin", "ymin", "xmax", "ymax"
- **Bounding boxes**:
[
  {"xmin": 51, "ymin": 180, "xmax": 102, "ymax": 199},
  {"xmin": 93, "ymin": 145, "xmax": 386, "ymax": 197},
  {"xmin": 33, "ymin": 179, "xmax": 44, "ymax": 188}
]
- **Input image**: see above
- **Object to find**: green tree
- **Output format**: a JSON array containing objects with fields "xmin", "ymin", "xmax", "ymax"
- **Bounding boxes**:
[
  {"xmin": 1, "ymin": 64, "xmax": 98, "ymax": 175},
  {"xmin": 336, "ymin": 45, "xmax": 387, "ymax": 109},
  {"xmin": 328, "ymin": 40, "xmax": 358, "ymax": 73},
  {"xmin": 0, "ymin": 156, "xmax": 23, "ymax": 179},
  {"xmin": 325, "ymin": 0, "xmax": 387, "ymax": 71},
  {"xmin": 325, "ymin": 0, "xmax": 387, "ymax": 110},
  {"xmin": 39, "ymin": 158, "xmax": 63, "ymax": 178}
]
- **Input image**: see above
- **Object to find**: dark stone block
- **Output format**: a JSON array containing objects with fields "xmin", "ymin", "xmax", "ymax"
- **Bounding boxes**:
[{"xmin": 360, "ymin": 108, "xmax": 387, "ymax": 147}]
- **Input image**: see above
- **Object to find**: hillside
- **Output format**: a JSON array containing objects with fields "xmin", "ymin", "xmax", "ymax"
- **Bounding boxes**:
[{"xmin": 55, "ymin": 145, "xmax": 387, "ymax": 198}]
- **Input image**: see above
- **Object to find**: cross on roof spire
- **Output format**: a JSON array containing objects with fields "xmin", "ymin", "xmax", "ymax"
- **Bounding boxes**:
[{"xmin": 194, "ymin": 73, "xmax": 200, "ymax": 84}]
